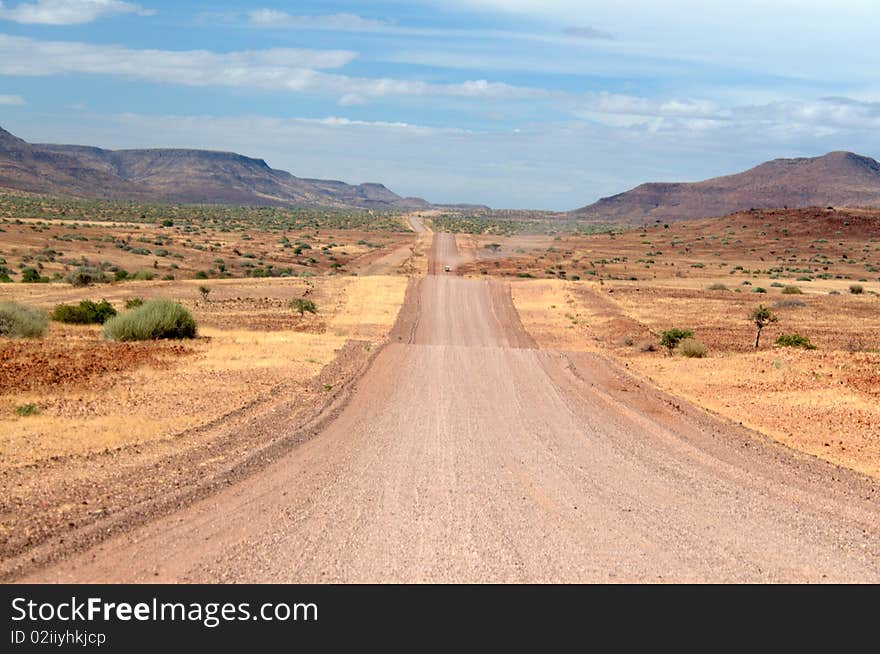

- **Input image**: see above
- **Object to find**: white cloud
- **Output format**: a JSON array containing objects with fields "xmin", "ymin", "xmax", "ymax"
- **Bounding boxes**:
[
  {"xmin": 0, "ymin": 93, "xmax": 25, "ymax": 104},
  {"xmin": 0, "ymin": 34, "xmax": 356, "ymax": 85},
  {"xmin": 247, "ymin": 10, "xmax": 388, "ymax": 31},
  {"xmin": 575, "ymin": 94, "xmax": 880, "ymax": 136},
  {"xmin": 0, "ymin": 34, "xmax": 549, "ymax": 104},
  {"xmin": 0, "ymin": 0, "xmax": 154, "ymax": 25}
]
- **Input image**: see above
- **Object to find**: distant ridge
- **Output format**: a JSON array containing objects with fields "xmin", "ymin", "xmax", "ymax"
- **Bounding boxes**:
[
  {"xmin": 573, "ymin": 151, "xmax": 880, "ymax": 224},
  {"xmin": 0, "ymin": 125, "xmax": 434, "ymax": 210}
]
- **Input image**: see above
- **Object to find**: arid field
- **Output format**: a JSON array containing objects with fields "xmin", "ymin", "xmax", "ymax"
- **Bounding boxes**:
[
  {"xmin": 1, "ymin": 197, "xmax": 878, "ymax": 580},
  {"xmin": 453, "ymin": 207, "xmax": 880, "ymax": 476}
]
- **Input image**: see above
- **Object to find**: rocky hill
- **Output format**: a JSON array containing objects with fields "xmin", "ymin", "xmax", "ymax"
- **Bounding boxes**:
[
  {"xmin": 0, "ymin": 125, "xmax": 429, "ymax": 210},
  {"xmin": 574, "ymin": 151, "xmax": 880, "ymax": 224}
]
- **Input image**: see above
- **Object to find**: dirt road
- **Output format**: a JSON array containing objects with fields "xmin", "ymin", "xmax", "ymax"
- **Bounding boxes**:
[
  {"xmin": 27, "ymin": 234, "xmax": 880, "ymax": 582},
  {"xmin": 356, "ymin": 213, "xmax": 432, "ymax": 276}
]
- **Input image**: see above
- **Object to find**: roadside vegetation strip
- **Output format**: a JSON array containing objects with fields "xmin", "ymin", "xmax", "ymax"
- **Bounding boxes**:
[
  {"xmin": 428, "ymin": 211, "xmax": 618, "ymax": 236},
  {"xmin": 0, "ymin": 199, "xmax": 417, "ymax": 285},
  {"xmin": 0, "ymin": 192, "xmax": 411, "ymax": 232}
]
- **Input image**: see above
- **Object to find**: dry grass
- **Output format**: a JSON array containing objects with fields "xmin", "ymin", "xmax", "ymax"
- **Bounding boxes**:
[
  {"xmin": 0, "ymin": 275, "xmax": 406, "ymax": 467},
  {"xmin": 510, "ymin": 275, "xmax": 880, "ymax": 478}
]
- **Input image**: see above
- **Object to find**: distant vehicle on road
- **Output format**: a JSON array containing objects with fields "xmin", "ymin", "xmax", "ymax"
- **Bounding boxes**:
[{"xmin": 444, "ymin": 265, "xmax": 451, "ymax": 272}]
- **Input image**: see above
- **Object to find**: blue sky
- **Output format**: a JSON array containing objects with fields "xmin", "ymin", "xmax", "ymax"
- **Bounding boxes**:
[{"xmin": 1, "ymin": 0, "xmax": 879, "ymax": 209}]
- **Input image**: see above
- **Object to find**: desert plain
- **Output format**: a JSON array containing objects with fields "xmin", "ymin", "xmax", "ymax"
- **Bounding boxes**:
[{"xmin": 1, "ymin": 194, "xmax": 878, "ymax": 581}]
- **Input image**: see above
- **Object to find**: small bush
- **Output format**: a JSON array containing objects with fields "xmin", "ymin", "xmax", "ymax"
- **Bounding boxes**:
[
  {"xmin": 0, "ymin": 302, "xmax": 48, "ymax": 338},
  {"xmin": 51, "ymin": 299, "xmax": 117, "ymax": 324},
  {"xmin": 103, "ymin": 299, "xmax": 197, "ymax": 341},
  {"xmin": 21, "ymin": 267, "xmax": 48, "ymax": 283},
  {"xmin": 14, "ymin": 403, "xmax": 39, "ymax": 417},
  {"xmin": 677, "ymin": 337, "xmax": 708, "ymax": 358},
  {"xmin": 849, "ymin": 284, "xmax": 864, "ymax": 294},
  {"xmin": 638, "ymin": 340, "xmax": 657, "ymax": 352},
  {"xmin": 130, "ymin": 270, "xmax": 155, "ymax": 281},
  {"xmin": 775, "ymin": 298, "xmax": 805, "ymax": 308},
  {"xmin": 125, "ymin": 297, "xmax": 144, "ymax": 309},
  {"xmin": 67, "ymin": 266, "xmax": 107, "ymax": 287},
  {"xmin": 752, "ymin": 287, "xmax": 767, "ymax": 293},
  {"xmin": 707, "ymin": 283, "xmax": 728, "ymax": 291},
  {"xmin": 775, "ymin": 333, "xmax": 817, "ymax": 349},
  {"xmin": 781, "ymin": 286, "xmax": 803, "ymax": 294},
  {"xmin": 659, "ymin": 328, "xmax": 694, "ymax": 354}
]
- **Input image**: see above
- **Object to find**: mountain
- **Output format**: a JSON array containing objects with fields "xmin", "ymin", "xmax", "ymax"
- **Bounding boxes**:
[
  {"xmin": 0, "ymin": 125, "xmax": 429, "ymax": 210},
  {"xmin": 573, "ymin": 151, "xmax": 880, "ymax": 224},
  {"xmin": 0, "ymin": 126, "xmax": 150, "ymax": 200}
]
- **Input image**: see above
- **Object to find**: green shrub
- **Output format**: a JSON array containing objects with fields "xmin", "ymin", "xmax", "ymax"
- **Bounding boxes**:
[
  {"xmin": 0, "ymin": 271, "xmax": 11, "ymax": 283},
  {"xmin": 14, "ymin": 403, "xmax": 39, "ymax": 417},
  {"xmin": 752, "ymin": 287, "xmax": 767, "ymax": 293},
  {"xmin": 125, "ymin": 297, "xmax": 144, "ymax": 309},
  {"xmin": 0, "ymin": 302, "xmax": 48, "ymax": 338},
  {"xmin": 677, "ymin": 337, "xmax": 708, "ymax": 358},
  {"xmin": 114, "ymin": 269, "xmax": 129, "ymax": 282},
  {"xmin": 775, "ymin": 333, "xmax": 817, "ymax": 349},
  {"xmin": 781, "ymin": 285, "xmax": 803, "ymax": 294},
  {"xmin": 103, "ymin": 299, "xmax": 197, "ymax": 341},
  {"xmin": 707, "ymin": 283, "xmax": 728, "ymax": 291},
  {"xmin": 130, "ymin": 270, "xmax": 155, "ymax": 281},
  {"xmin": 659, "ymin": 328, "xmax": 694, "ymax": 354},
  {"xmin": 849, "ymin": 284, "xmax": 864, "ymax": 294},
  {"xmin": 21, "ymin": 267, "xmax": 48, "ymax": 283},
  {"xmin": 51, "ymin": 299, "xmax": 117, "ymax": 324}
]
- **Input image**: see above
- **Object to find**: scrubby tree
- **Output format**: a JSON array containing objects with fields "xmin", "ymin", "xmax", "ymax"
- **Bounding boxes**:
[
  {"xmin": 198, "ymin": 285, "xmax": 211, "ymax": 302},
  {"xmin": 659, "ymin": 328, "xmax": 693, "ymax": 355},
  {"xmin": 290, "ymin": 297, "xmax": 317, "ymax": 317},
  {"xmin": 749, "ymin": 305, "xmax": 778, "ymax": 349}
]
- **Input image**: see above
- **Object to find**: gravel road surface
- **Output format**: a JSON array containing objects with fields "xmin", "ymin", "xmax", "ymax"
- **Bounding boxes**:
[{"xmin": 28, "ymin": 232, "xmax": 880, "ymax": 582}]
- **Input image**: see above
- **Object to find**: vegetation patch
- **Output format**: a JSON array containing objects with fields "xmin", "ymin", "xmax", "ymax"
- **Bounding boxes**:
[
  {"xmin": 103, "ymin": 299, "xmax": 197, "ymax": 341},
  {"xmin": 50, "ymin": 299, "xmax": 117, "ymax": 325},
  {"xmin": 13, "ymin": 403, "xmax": 39, "ymax": 417},
  {"xmin": 67, "ymin": 266, "xmax": 108, "ymax": 287},
  {"xmin": 676, "ymin": 337, "xmax": 708, "ymax": 358},
  {"xmin": 0, "ymin": 302, "xmax": 48, "ymax": 338},
  {"xmin": 659, "ymin": 328, "xmax": 694, "ymax": 355},
  {"xmin": 775, "ymin": 333, "xmax": 817, "ymax": 349},
  {"xmin": 290, "ymin": 298, "xmax": 317, "ymax": 316}
]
